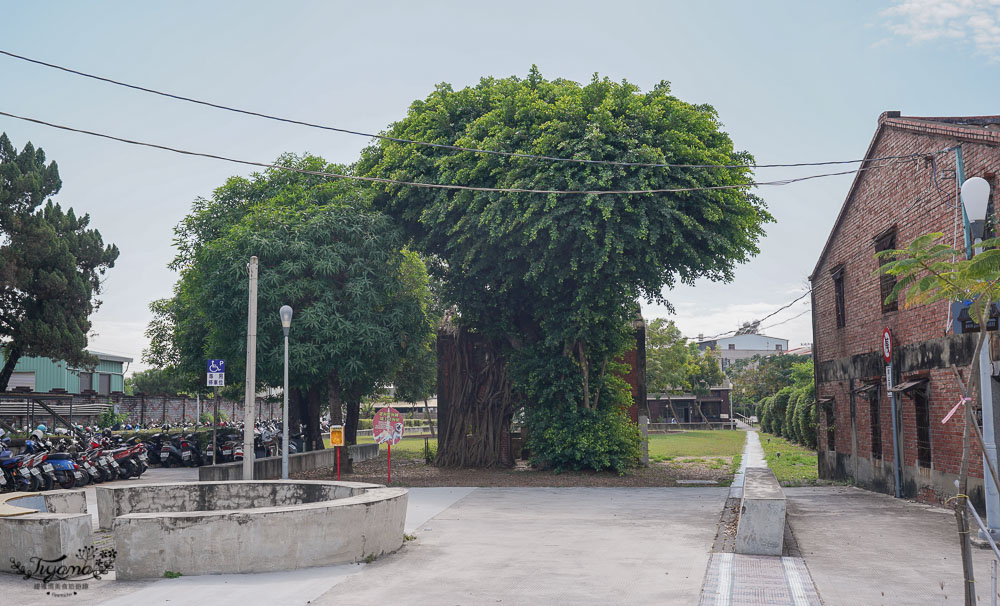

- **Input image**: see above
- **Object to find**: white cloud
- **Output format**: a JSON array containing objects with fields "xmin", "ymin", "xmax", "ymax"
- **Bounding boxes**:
[{"xmin": 882, "ymin": 0, "xmax": 1000, "ymax": 59}]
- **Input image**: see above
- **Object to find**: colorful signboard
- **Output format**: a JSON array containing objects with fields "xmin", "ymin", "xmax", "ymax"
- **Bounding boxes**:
[{"xmin": 373, "ymin": 407, "xmax": 405, "ymax": 446}]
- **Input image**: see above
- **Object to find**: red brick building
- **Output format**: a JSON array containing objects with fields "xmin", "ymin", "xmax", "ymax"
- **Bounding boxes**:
[{"xmin": 810, "ymin": 112, "xmax": 1000, "ymax": 506}]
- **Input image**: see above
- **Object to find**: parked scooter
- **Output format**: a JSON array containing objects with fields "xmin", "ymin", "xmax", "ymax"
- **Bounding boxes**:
[
  {"xmin": 159, "ymin": 435, "xmax": 185, "ymax": 468},
  {"xmin": 178, "ymin": 434, "xmax": 203, "ymax": 467}
]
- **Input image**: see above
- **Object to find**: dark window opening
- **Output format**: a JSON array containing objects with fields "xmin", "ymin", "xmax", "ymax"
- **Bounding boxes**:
[
  {"xmin": 874, "ymin": 229, "xmax": 898, "ymax": 313},
  {"xmin": 832, "ymin": 267, "xmax": 846, "ymax": 328},
  {"xmin": 728, "ymin": 344, "xmax": 735, "ymax": 350},
  {"xmin": 824, "ymin": 400, "xmax": 836, "ymax": 451},
  {"xmin": 79, "ymin": 372, "xmax": 92, "ymax": 393},
  {"xmin": 869, "ymin": 388, "xmax": 882, "ymax": 459},
  {"xmin": 776, "ymin": 344, "xmax": 783, "ymax": 351},
  {"xmin": 98, "ymin": 373, "xmax": 111, "ymax": 396},
  {"xmin": 914, "ymin": 388, "xmax": 932, "ymax": 468}
]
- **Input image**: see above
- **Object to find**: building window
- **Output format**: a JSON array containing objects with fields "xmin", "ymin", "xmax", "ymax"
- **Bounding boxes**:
[
  {"xmin": 914, "ymin": 388, "xmax": 932, "ymax": 468},
  {"xmin": 869, "ymin": 388, "xmax": 882, "ymax": 459},
  {"xmin": 832, "ymin": 266, "xmax": 846, "ymax": 328},
  {"xmin": 728, "ymin": 344, "xmax": 735, "ymax": 350},
  {"xmin": 776, "ymin": 344, "xmax": 783, "ymax": 351},
  {"xmin": 98, "ymin": 373, "xmax": 111, "ymax": 395},
  {"xmin": 874, "ymin": 228, "xmax": 898, "ymax": 313},
  {"xmin": 79, "ymin": 372, "xmax": 93, "ymax": 393}
]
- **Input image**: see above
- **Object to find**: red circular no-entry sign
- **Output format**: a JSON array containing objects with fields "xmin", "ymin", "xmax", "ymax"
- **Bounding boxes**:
[{"xmin": 882, "ymin": 327, "xmax": 893, "ymax": 363}]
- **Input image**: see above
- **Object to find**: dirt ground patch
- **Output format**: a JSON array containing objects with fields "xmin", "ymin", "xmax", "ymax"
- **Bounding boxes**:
[{"xmin": 293, "ymin": 451, "xmax": 736, "ymax": 487}]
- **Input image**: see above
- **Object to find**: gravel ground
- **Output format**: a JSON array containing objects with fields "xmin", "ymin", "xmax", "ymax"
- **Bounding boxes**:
[{"xmin": 294, "ymin": 451, "xmax": 737, "ymax": 487}]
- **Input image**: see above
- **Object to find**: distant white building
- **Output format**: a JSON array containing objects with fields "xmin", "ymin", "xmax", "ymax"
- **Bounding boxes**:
[{"xmin": 697, "ymin": 333, "xmax": 789, "ymax": 371}]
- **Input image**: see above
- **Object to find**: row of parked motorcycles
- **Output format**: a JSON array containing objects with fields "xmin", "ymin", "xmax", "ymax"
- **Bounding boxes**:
[
  {"xmin": 0, "ymin": 427, "xmax": 150, "ymax": 492},
  {"xmin": 0, "ymin": 420, "xmax": 307, "ymax": 492}
]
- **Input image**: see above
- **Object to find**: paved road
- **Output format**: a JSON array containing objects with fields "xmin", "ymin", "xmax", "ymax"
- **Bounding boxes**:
[{"xmin": 787, "ymin": 486, "xmax": 999, "ymax": 606}]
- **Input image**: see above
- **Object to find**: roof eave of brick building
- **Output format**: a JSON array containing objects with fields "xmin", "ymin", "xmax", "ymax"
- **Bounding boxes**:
[{"xmin": 808, "ymin": 112, "xmax": 1000, "ymax": 282}]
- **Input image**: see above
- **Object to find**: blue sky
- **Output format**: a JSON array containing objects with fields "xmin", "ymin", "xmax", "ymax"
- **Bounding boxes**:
[{"xmin": 2, "ymin": 1, "xmax": 999, "ymax": 369}]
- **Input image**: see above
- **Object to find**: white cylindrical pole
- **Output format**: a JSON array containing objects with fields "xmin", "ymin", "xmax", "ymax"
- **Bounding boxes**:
[
  {"xmin": 282, "ymin": 333, "xmax": 289, "ymax": 479},
  {"xmin": 243, "ymin": 256, "xmax": 258, "ymax": 481}
]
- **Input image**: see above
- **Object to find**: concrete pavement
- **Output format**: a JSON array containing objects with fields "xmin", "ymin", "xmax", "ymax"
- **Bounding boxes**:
[
  {"xmin": 313, "ymin": 487, "xmax": 727, "ymax": 606},
  {"xmin": 0, "ymin": 484, "xmax": 727, "ymax": 605},
  {"xmin": 787, "ymin": 485, "xmax": 1000, "ymax": 606},
  {"xmin": 6, "ymin": 461, "xmax": 998, "ymax": 605}
]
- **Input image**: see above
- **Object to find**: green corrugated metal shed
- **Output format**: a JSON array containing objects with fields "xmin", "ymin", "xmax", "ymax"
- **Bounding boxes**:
[{"xmin": 6, "ymin": 350, "xmax": 133, "ymax": 394}]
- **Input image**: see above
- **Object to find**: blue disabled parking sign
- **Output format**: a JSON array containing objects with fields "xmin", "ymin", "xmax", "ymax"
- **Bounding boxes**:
[{"xmin": 207, "ymin": 359, "xmax": 225, "ymax": 387}]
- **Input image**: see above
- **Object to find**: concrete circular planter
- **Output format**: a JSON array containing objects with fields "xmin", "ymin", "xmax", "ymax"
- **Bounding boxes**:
[{"xmin": 97, "ymin": 480, "xmax": 407, "ymax": 580}]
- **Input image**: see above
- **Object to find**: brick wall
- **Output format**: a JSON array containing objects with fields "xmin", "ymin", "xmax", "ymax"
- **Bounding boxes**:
[
  {"xmin": 10, "ymin": 393, "xmax": 280, "ymax": 426},
  {"xmin": 811, "ymin": 113, "xmax": 1000, "ymax": 504}
]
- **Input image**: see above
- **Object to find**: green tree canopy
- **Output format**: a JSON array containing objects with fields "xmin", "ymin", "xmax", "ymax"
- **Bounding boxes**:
[
  {"xmin": 726, "ymin": 353, "xmax": 810, "ymax": 407},
  {"xmin": 126, "ymin": 366, "xmax": 191, "ymax": 396},
  {"xmin": 0, "ymin": 134, "xmax": 119, "ymax": 390},
  {"xmin": 358, "ymin": 69, "xmax": 772, "ymax": 470},
  {"xmin": 645, "ymin": 318, "xmax": 692, "ymax": 395},
  {"xmin": 151, "ymin": 154, "xmax": 429, "ymax": 447},
  {"xmin": 646, "ymin": 318, "xmax": 725, "ymax": 396}
]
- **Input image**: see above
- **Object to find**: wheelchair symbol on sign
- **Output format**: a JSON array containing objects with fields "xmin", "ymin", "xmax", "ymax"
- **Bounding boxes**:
[{"xmin": 208, "ymin": 360, "xmax": 224, "ymax": 373}]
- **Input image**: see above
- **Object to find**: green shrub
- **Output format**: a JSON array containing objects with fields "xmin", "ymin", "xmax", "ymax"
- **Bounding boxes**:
[
  {"xmin": 359, "ymin": 419, "xmax": 373, "ymax": 430},
  {"xmin": 527, "ymin": 404, "xmax": 642, "ymax": 474},
  {"xmin": 795, "ymin": 383, "xmax": 817, "ymax": 449},
  {"xmin": 785, "ymin": 389, "xmax": 803, "ymax": 444},
  {"xmin": 97, "ymin": 408, "xmax": 130, "ymax": 429},
  {"xmin": 771, "ymin": 387, "xmax": 794, "ymax": 438},
  {"xmin": 759, "ymin": 397, "xmax": 773, "ymax": 433}
]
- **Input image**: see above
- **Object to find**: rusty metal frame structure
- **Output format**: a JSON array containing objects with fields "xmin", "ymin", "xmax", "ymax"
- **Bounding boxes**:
[{"xmin": 0, "ymin": 391, "xmax": 86, "ymax": 439}]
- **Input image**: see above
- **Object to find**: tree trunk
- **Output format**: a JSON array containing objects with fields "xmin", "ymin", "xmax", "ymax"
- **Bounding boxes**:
[
  {"xmin": 695, "ymin": 399, "xmax": 712, "ymax": 429},
  {"xmin": 956, "ymin": 390, "xmax": 976, "ymax": 606},
  {"xmin": 304, "ymin": 383, "xmax": 324, "ymax": 451},
  {"xmin": 327, "ymin": 373, "xmax": 343, "ymax": 426},
  {"xmin": 289, "ymin": 388, "xmax": 303, "ymax": 436},
  {"xmin": 666, "ymin": 397, "xmax": 681, "ymax": 425},
  {"xmin": 0, "ymin": 342, "xmax": 21, "ymax": 392},
  {"xmin": 951, "ymin": 305, "xmax": 990, "ymax": 606},
  {"xmin": 436, "ymin": 322, "xmax": 514, "ymax": 468},
  {"xmin": 345, "ymin": 400, "xmax": 360, "ymax": 446},
  {"xmin": 344, "ymin": 386, "xmax": 362, "ymax": 445}
]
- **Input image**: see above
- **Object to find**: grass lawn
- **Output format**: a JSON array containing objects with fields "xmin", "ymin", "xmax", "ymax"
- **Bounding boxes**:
[
  {"xmin": 758, "ymin": 431, "xmax": 818, "ymax": 484},
  {"xmin": 647, "ymin": 430, "xmax": 746, "ymax": 463},
  {"xmin": 322, "ymin": 430, "xmax": 746, "ymax": 476},
  {"xmin": 324, "ymin": 435, "xmax": 435, "ymax": 459}
]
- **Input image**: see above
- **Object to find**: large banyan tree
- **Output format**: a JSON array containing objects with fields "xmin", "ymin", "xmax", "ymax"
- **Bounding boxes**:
[{"xmin": 358, "ymin": 68, "xmax": 772, "ymax": 472}]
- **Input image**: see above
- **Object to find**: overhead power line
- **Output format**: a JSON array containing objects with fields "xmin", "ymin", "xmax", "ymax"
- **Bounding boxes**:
[
  {"xmin": 760, "ymin": 307, "xmax": 811, "ymax": 331},
  {"xmin": 697, "ymin": 290, "xmax": 812, "ymax": 341},
  {"xmin": 0, "ymin": 48, "xmax": 950, "ymax": 170},
  {"xmin": 0, "ymin": 110, "xmax": 935, "ymax": 196}
]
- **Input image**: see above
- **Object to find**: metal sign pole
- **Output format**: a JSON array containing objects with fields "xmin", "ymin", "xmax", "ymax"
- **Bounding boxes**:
[{"xmin": 212, "ymin": 386, "xmax": 219, "ymax": 466}]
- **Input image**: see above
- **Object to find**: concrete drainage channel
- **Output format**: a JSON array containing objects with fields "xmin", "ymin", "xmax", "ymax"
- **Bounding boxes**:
[
  {"xmin": 699, "ymin": 430, "xmax": 822, "ymax": 606},
  {"xmin": 1, "ymin": 480, "xmax": 407, "ymax": 581}
]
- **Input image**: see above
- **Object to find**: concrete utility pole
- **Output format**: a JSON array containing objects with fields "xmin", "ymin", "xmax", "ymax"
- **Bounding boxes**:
[
  {"xmin": 243, "ymin": 256, "xmax": 258, "ymax": 481},
  {"xmin": 958, "ymin": 151, "xmax": 1000, "ymax": 541}
]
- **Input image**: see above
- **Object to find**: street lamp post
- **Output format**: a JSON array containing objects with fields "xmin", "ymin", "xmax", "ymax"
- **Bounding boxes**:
[
  {"xmin": 280, "ymin": 305, "xmax": 293, "ymax": 480},
  {"xmin": 962, "ymin": 176, "xmax": 997, "ymax": 540}
]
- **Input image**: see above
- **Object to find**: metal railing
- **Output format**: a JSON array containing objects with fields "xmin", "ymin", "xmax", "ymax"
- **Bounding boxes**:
[{"xmin": 968, "ymin": 500, "xmax": 1000, "ymax": 606}]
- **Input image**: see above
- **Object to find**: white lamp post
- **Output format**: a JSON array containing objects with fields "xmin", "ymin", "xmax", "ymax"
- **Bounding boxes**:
[
  {"xmin": 279, "ymin": 305, "xmax": 293, "ymax": 480},
  {"xmin": 962, "ymin": 176, "xmax": 998, "ymax": 540},
  {"xmin": 963, "ymin": 177, "xmax": 991, "ymax": 241}
]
